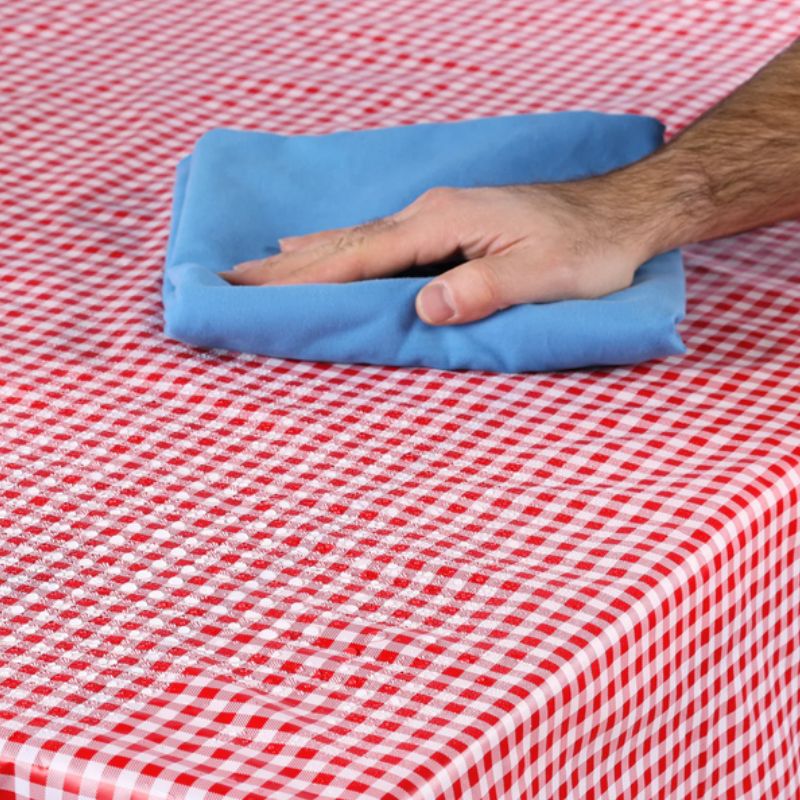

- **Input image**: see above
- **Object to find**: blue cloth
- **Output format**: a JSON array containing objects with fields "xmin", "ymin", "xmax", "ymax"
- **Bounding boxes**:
[{"xmin": 162, "ymin": 112, "xmax": 687, "ymax": 373}]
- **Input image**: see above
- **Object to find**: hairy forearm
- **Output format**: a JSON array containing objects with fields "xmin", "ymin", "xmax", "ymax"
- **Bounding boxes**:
[{"xmin": 581, "ymin": 38, "xmax": 800, "ymax": 261}]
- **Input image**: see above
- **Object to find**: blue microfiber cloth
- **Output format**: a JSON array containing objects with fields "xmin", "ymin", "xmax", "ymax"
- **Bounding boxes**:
[{"xmin": 162, "ymin": 112, "xmax": 687, "ymax": 373}]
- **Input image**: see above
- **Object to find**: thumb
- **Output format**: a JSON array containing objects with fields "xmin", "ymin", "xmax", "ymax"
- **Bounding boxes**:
[{"xmin": 415, "ymin": 251, "xmax": 566, "ymax": 325}]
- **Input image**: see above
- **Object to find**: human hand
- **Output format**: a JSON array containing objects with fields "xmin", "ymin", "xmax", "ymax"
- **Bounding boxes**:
[{"xmin": 219, "ymin": 181, "xmax": 654, "ymax": 325}]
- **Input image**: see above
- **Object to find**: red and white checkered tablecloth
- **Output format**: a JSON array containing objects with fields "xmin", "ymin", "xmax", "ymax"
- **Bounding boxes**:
[{"xmin": 2, "ymin": 1, "xmax": 799, "ymax": 798}]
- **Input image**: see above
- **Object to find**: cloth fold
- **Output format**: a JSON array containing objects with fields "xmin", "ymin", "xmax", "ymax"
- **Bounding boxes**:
[{"xmin": 162, "ymin": 112, "xmax": 687, "ymax": 373}]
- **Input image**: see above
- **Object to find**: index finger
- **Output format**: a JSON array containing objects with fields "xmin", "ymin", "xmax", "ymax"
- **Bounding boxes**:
[{"xmin": 220, "ymin": 212, "xmax": 453, "ymax": 286}]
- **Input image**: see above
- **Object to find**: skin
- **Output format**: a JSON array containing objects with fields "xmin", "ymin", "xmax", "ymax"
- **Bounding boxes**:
[{"xmin": 220, "ymin": 39, "xmax": 800, "ymax": 326}]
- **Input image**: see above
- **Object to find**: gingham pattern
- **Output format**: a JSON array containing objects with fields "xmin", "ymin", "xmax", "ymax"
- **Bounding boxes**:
[{"xmin": 1, "ymin": 1, "xmax": 798, "ymax": 798}]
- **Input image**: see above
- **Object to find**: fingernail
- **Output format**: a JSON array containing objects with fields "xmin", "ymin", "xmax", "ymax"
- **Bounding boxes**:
[{"xmin": 418, "ymin": 282, "xmax": 456, "ymax": 324}]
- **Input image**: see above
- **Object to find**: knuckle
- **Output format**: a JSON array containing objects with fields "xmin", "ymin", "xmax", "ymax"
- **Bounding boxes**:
[
  {"xmin": 332, "ymin": 234, "xmax": 353, "ymax": 252},
  {"xmin": 418, "ymin": 186, "xmax": 457, "ymax": 207}
]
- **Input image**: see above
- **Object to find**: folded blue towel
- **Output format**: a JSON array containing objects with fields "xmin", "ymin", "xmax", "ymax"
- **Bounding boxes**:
[{"xmin": 163, "ymin": 112, "xmax": 687, "ymax": 373}]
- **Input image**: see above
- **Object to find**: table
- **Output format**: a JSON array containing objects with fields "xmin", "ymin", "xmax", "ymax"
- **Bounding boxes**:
[{"xmin": 1, "ymin": 1, "xmax": 798, "ymax": 798}]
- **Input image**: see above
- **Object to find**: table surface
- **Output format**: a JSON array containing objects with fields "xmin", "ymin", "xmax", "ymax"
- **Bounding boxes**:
[{"xmin": 2, "ymin": 2, "xmax": 799, "ymax": 799}]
